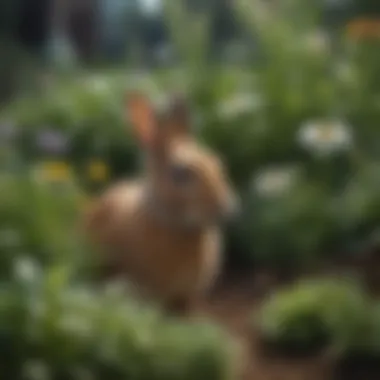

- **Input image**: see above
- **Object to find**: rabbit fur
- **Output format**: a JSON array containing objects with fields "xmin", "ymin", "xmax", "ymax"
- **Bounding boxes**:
[{"xmin": 84, "ymin": 92, "xmax": 238, "ymax": 314}]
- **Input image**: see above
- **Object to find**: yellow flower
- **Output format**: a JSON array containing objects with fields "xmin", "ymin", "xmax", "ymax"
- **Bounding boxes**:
[
  {"xmin": 35, "ymin": 161, "xmax": 73, "ymax": 182},
  {"xmin": 87, "ymin": 160, "xmax": 109, "ymax": 182}
]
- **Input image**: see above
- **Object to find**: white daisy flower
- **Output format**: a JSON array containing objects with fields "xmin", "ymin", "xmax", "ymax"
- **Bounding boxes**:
[
  {"xmin": 91, "ymin": 76, "xmax": 111, "ymax": 93},
  {"xmin": 63, "ymin": 288, "xmax": 95, "ymax": 310},
  {"xmin": 335, "ymin": 62, "xmax": 357, "ymax": 86},
  {"xmin": 14, "ymin": 257, "xmax": 41, "ymax": 284},
  {"xmin": 253, "ymin": 166, "xmax": 301, "ymax": 197},
  {"xmin": 218, "ymin": 92, "xmax": 262, "ymax": 120},
  {"xmin": 303, "ymin": 30, "xmax": 330, "ymax": 55},
  {"xmin": 297, "ymin": 119, "xmax": 353, "ymax": 156},
  {"xmin": 59, "ymin": 314, "xmax": 93, "ymax": 338}
]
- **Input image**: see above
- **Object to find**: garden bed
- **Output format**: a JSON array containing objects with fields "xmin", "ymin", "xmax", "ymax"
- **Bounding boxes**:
[{"xmin": 203, "ymin": 263, "xmax": 380, "ymax": 380}]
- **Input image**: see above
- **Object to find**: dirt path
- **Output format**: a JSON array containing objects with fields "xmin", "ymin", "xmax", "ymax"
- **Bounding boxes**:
[{"xmin": 202, "ymin": 274, "xmax": 335, "ymax": 380}]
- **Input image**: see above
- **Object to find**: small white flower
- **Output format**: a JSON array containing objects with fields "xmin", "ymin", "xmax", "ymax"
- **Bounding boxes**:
[
  {"xmin": 253, "ymin": 166, "xmax": 301, "ymax": 197},
  {"xmin": 87, "ymin": 76, "xmax": 110, "ymax": 93},
  {"xmin": 59, "ymin": 314, "xmax": 92, "ymax": 338},
  {"xmin": 335, "ymin": 62, "xmax": 357, "ymax": 86},
  {"xmin": 218, "ymin": 92, "xmax": 262, "ymax": 120},
  {"xmin": 63, "ymin": 288, "xmax": 95, "ymax": 310},
  {"xmin": 126, "ymin": 69, "xmax": 149, "ymax": 84},
  {"xmin": 14, "ymin": 257, "xmax": 41, "ymax": 284},
  {"xmin": 303, "ymin": 31, "xmax": 330, "ymax": 55},
  {"xmin": 297, "ymin": 119, "xmax": 353, "ymax": 156}
]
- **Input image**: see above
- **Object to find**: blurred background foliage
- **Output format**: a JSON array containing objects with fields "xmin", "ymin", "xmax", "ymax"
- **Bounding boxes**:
[
  {"xmin": 1, "ymin": 0, "xmax": 380, "ymax": 377},
  {"xmin": 2, "ymin": 0, "xmax": 380, "ymax": 269}
]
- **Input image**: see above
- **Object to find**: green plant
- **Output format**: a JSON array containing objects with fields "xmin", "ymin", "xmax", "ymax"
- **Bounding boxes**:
[
  {"xmin": 240, "ymin": 169, "xmax": 337, "ymax": 270},
  {"xmin": 0, "ymin": 260, "xmax": 238, "ymax": 380},
  {"xmin": 232, "ymin": 0, "xmax": 380, "ymax": 267},
  {"xmin": 257, "ymin": 277, "xmax": 372, "ymax": 355},
  {"xmin": 0, "ymin": 169, "xmax": 90, "ymax": 277}
]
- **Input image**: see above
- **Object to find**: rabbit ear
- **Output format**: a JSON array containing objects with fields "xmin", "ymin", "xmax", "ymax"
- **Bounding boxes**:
[
  {"xmin": 125, "ymin": 92, "xmax": 157, "ymax": 149},
  {"xmin": 165, "ymin": 94, "xmax": 192, "ymax": 138}
]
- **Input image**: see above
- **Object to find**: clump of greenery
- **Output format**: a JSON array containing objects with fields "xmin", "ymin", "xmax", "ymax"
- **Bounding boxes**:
[
  {"xmin": 0, "ymin": 170, "xmax": 89, "ymax": 279},
  {"xmin": 256, "ymin": 277, "xmax": 373, "ymax": 356},
  {"xmin": 0, "ymin": 260, "xmax": 238, "ymax": 380}
]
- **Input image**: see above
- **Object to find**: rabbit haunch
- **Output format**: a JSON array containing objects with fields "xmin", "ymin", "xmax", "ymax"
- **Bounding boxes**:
[
  {"xmin": 84, "ymin": 93, "xmax": 238, "ymax": 312},
  {"xmin": 87, "ymin": 179, "xmax": 222, "ymax": 304}
]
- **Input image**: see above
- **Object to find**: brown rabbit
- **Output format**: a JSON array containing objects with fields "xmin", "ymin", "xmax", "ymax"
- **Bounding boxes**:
[{"xmin": 84, "ymin": 92, "xmax": 239, "ymax": 315}]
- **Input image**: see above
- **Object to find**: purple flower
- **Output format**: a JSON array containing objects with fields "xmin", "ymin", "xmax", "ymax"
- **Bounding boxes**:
[{"xmin": 36, "ymin": 129, "xmax": 70, "ymax": 155}]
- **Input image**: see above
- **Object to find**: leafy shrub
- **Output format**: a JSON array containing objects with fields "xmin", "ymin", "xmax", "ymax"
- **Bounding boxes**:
[
  {"xmin": 232, "ymin": 0, "xmax": 380, "ymax": 265},
  {"xmin": 240, "ymin": 169, "xmax": 337, "ymax": 270},
  {"xmin": 0, "ymin": 260, "xmax": 238, "ymax": 380},
  {"xmin": 256, "ymin": 277, "xmax": 372, "ymax": 356},
  {"xmin": 0, "ymin": 74, "xmax": 140, "ymax": 187},
  {"xmin": 0, "ymin": 170, "xmax": 90, "ymax": 279}
]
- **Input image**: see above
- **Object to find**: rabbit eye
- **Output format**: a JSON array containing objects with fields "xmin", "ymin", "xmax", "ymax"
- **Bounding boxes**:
[{"xmin": 169, "ymin": 164, "xmax": 194, "ymax": 186}]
